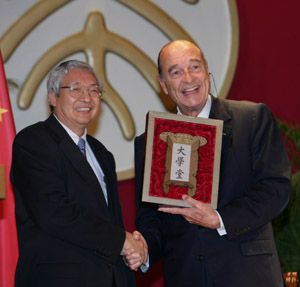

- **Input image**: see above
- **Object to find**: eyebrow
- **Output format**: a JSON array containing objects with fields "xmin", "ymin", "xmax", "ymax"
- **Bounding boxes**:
[
  {"xmin": 167, "ymin": 58, "xmax": 202, "ymax": 74},
  {"xmin": 67, "ymin": 81, "xmax": 98, "ymax": 87},
  {"xmin": 189, "ymin": 59, "xmax": 202, "ymax": 64},
  {"xmin": 168, "ymin": 64, "xmax": 179, "ymax": 74}
]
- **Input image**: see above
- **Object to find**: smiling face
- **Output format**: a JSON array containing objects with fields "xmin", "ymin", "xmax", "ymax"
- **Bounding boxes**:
[
  {"xmin": 49, "ymin": 68, "xmax": 101, "ymax": 136},
  {"xmin": 158, "ymin": 41, "xmax": 210, "ymax": 117}
]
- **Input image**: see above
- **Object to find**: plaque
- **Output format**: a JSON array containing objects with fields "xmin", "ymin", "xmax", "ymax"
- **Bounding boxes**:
[{"xmin": 141, "ymin": 111, "xmax": 223, "ymax": 208}]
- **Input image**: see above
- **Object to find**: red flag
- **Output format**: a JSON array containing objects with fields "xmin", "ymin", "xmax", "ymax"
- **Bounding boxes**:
[{"xmin": 0, "ymin": 50, "xmax": 18, "ymax": 287}]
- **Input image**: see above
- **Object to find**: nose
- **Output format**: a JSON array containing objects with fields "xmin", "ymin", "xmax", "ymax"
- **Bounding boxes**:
[
  {"xmin": 80, "ymin": 87, "xmax": 92, "ymax": 102},
  {"xmin": 182, "ymin": 70, "xmax": 193, "ymax": 83}
]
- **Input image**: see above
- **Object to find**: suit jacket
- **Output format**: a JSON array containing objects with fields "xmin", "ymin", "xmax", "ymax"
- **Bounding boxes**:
[
  {"xmin": 10, "ymin": 114, "xmax": 135, "ymax": 287},
  {"xmin": 135, "ymin": 96, "xmax": 291, "ymax": 287}
]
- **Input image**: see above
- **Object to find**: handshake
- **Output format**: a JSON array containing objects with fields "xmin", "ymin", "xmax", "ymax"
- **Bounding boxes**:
[{"xmin": 121, "ymin": 231, "xmax": 148, "ymax": 271}]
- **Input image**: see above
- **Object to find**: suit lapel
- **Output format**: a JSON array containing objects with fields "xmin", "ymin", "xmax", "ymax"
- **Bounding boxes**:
[
  {"xmin": 209, "ymin": 96, "xmax": 233, "ymax": 152},
  {"xmin": 44, "ymin": 115, "xmax": 112, "ymax": 218},
  {"xmin": 86, "ymin": 136, "xmax": 116, "ymax": 219}
]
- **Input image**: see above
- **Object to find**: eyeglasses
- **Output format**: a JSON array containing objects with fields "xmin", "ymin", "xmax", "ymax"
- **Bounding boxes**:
[{"xmin": 60, "ymin": 83, "xmax": 102, "ymax": 100}]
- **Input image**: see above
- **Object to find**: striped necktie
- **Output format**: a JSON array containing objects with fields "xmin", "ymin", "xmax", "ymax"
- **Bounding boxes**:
[{"xmin": 77, "ymin": 138, "xmax": 86, "ymax": 158}]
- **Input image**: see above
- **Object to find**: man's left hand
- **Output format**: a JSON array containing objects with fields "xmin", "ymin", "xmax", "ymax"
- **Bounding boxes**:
[{"xmin": 158, "ymin": 194, "xmax": 220, "ymax": 229}]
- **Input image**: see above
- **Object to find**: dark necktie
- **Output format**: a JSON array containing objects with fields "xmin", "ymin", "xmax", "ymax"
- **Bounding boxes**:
[{"xmin": 77, "ymin": 138, "xmax": 86, "ymax": 158}]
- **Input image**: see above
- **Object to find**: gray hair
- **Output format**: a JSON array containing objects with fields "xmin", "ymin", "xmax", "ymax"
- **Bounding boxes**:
[{"xmin": 47, "ymin": 60, "xmax": 103, "ymax": 98}]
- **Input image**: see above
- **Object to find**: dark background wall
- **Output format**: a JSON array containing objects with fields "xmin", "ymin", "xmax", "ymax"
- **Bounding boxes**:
[{"xmin": 118, "ymin": 1, "xmax": 300, "ymax": 286}]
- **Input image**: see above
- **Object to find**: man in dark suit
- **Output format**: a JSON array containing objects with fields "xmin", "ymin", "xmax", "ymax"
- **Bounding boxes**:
[
  {"xmin": 11, "ymin": 60, "xmax": 147, "ymax": 287},
  {"xmin": 134, "ymin": 40, "xmax": 291, "ymax": 286}
]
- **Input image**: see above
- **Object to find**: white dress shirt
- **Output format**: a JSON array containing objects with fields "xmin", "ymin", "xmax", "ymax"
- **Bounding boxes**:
[
  {"xmin": 177, "ymin": 94, "xmax": 226, "ymax": 235},
  {"xmin": 54, "ymin": 115, "xmax": 108, "ymax": 204}
]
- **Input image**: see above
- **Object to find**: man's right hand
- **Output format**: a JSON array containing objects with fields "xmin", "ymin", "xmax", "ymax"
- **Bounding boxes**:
[{"xmin": 121, "ymin": 231, "xmax": 148, "ymax": 271}]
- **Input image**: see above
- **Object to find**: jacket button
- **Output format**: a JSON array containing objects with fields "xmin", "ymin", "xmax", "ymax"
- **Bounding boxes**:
[
  {"xmin": 107, "ymin": 263, "xmax": 113, "ymax": 269},
  {"xmin": 198, "ymin": 255, "xmax": 203, "ymax": 261}
]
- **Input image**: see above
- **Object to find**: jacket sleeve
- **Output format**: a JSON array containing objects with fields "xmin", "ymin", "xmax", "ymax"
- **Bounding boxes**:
[
  {"xmin": 218, "ymin": 103, "xmax": 291, "ymax": 239},
  {"xmin": 134, "ymin": 134, "xmax": 164, "ymax": 267}
]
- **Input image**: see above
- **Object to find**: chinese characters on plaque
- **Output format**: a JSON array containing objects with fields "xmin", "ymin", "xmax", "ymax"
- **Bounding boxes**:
[
  {"xmin": 172, "ymin": 143, "xmax": 191, "ymax": 182},
  {"xmin": 141, "ymin": 111, "xmax": 223, "ymax": 208}
]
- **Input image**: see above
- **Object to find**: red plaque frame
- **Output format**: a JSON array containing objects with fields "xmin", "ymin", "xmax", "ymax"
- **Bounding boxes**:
[{"xmin": 142, "ymin": 111, "xmax": 223, "ymax": 208}]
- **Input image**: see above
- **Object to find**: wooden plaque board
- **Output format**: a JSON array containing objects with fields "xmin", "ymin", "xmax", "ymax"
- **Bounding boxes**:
[{"xmin": 142, "ymin": 111, "xmax": 223, "ymax": 208}]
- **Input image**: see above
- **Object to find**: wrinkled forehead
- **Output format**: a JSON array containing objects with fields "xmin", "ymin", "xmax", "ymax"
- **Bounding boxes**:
[
  {"xmin": 62, "ymin": 68, "xmax": 98, "ymax": 85},
  {"xmin": 160, "ymin": 44, "xmax": 204, "ymax": 72}
]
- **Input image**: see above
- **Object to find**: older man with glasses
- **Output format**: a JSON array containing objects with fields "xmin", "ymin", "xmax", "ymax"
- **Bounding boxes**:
[{"xmin": 11, "ymin": 60, "xmax": 147, "ymax": 287}]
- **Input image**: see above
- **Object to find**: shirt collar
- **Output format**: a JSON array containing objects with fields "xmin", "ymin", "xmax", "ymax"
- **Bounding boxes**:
[{"xmin": 53, "ymin": 114, "xmax": 87, "ymax": 144}]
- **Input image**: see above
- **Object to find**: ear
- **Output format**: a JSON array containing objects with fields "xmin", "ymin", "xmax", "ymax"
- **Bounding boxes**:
[
  {"xmin": 157, "ymin": 74, "xmax": 168, "ymax": 95},
  {"xmin": 48, "ymin": 91, "xmax": 57, "ymax": 107},
  {"xmin": 205, "ymin": 64, "xmax": 210, "ymax": 75}
]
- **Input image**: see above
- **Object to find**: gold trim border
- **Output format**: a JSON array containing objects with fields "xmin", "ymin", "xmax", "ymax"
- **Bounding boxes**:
[{"xmin": 219, "ymin": 0, "xmax": 239, "ymax": 99}]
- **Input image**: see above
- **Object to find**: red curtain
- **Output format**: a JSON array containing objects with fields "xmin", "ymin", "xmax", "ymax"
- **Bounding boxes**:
[{"xmin": 228, "ymin": 1, "xmax": 300, "ymax": 123}]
